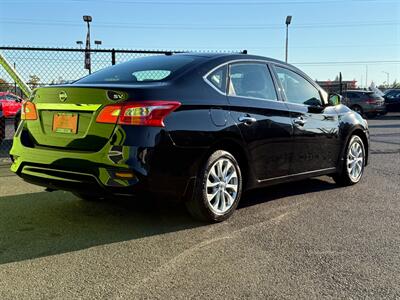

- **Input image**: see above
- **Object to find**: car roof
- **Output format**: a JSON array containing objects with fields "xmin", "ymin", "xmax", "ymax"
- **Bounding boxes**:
[
  {"xmin": 346, "ymin": 90, "xmax": 373, "ymax": 93},
  {"xmin": 176, "ymin": 52, "xmax": 287, "ymax": 65}
]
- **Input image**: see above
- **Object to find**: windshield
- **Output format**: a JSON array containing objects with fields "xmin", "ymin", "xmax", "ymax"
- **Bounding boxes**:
[{"xmin": 76, "ymin": 55, "xmax": 197, "ymax": 84}]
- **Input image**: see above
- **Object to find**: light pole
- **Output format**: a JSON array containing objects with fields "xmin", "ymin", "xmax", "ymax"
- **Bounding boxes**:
[
  {"xmin": 285, "ymin": 16, "xmax": 292, "ymax": 63},
  {"xmin": 83, "ymin": 15, "xmax": 92, "ymax": 74},
  {"xmin": 382, "ymin": 71, "xmax": 390, "ymax": 87},
  {"xmin": 76, "ymin": 41, "xmax": 83, "ymax": 49},
  {"xmin": 94, "ymin": 40, "xmax": 102, "ymax": 49}
]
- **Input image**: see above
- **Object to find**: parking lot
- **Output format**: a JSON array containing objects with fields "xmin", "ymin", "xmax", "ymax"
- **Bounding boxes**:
[{"xmin": 0, "ymin": 113, "xmax": 399, "ymax": 299}]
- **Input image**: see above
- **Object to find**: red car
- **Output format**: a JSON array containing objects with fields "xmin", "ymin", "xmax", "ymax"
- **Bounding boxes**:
[{"xmin": 0, "ymin": 92, "xmax": 23, "ymax": 118}]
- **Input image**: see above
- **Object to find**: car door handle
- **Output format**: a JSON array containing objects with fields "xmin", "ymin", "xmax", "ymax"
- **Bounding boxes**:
[
  {"xmin": 238, "ymin": 116, "xmax": 257, "ymax": 125},
  {"xmin": 293, "ymin": 117, "xmax": 307, "ymax": 126}
]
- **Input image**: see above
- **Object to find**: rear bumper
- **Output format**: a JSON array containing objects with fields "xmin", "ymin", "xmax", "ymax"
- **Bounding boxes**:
[
  {"xmin": 363, "ymin": 104, "xmax": 386, "ymax": 114},
  {"xmin": 10, "ymin": 125, "xmax": 196, "ymax": 198}
]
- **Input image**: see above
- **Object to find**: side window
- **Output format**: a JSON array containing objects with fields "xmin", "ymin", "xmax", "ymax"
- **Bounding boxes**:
[
  {"xmin": 228, "ymin": 63, "xmax": 277, "ymax": 101},
  {"xmin": 6, "ymin": 95, "xmax": 17, "ymax": 102},
  {"xmin": 387, "ymin": 91, "xmax": 400, "ymax": 99},
  {"xmin": 347, "ymin": 92, "xmax": 359, "ymax": 98},
  {"xmin": 275, "ymin": 66, "xmax": 322, "ymax": 106},
  {"xmin": 206, "ymin": 65, "xmax": 227, "ymax": 93},
  {"xmin": 386, "ymin": 91, "xmax": 394, "ymax": 98}
]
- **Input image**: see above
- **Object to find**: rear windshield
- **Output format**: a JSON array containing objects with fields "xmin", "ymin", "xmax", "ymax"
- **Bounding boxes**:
[
  {"xmin": 76, "ymin": 55, "xmax": 196, "ymax": 84},
  {"xmin": 366, "ymin": 91, "xmax": 382, "ymax": 98}
]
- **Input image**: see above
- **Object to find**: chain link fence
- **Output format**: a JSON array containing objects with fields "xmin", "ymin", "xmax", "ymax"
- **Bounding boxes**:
[{"xmin": 0, "ymin": 46, "xmax": 188, "ymax": 165}]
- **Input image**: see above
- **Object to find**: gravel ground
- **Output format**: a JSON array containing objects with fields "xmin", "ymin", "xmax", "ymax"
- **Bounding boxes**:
[{"xmin": 0, "ymin": 113, "xmax": 399, "ymax": 299}]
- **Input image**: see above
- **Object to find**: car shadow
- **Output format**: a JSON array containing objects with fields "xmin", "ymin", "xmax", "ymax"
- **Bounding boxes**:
[
  {"xmin": 0, "ymin": 177, "xmax": 337, "ymax": 265},
  {"xmin": 374, "ymin": 114, "xmax": 400, "ymax": 121},
  {"xmin": 0, "ymin": 191, "xmax": 204, "ymax": 265},
  {"xmin": 239, "ymin": 177, "xmax": 337, "ymax": 209},
  {"xmin": 368, "ymin": 124, "xmax": 400, "ymax": 129}
]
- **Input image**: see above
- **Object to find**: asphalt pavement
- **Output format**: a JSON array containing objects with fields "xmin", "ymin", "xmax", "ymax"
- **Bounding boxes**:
[{"xmin": 0, "ymin": 113, "xmax": 399, "ymax": 299}]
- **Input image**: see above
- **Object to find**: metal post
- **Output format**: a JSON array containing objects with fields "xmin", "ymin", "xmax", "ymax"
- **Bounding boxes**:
[
  {"xmin": 285, "ymin": 16, "xmax": 292, "ymax": 63},
  {"xmin": 111, "ymin": 49, "xmax": 116, "ymax": 65},
  {"xmin": 285, "ymin": 24, "xmax": 289, "ymax": 63},
  {"xmin": 83, "ymin": 15, "xmax": 92, "ymax": 74},
  {"xmin": 87, "ymin": 22, "xmax": 91, "ymax": 74},
  {"xmin": 13, "ymin": 62, "xmax": 17, "ymax": 94}
]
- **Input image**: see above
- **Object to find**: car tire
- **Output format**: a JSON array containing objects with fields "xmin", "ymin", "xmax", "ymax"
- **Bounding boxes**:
[
  {"xmin": 351, "ymin": 105, "xmax": 363, "ymax": 116},
  {"xmin": 333, "ymin": 135, "xmax": 366, "ymax": 186},
  {"xmin": 186, "ymin": 150, "xmax": 243, "ymax": 222}
]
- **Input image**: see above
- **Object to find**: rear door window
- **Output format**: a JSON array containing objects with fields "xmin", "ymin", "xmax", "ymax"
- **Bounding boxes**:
[
  {"xmin": 228, "ymin": 63, "xmax": 277, "ymax": 101},
  {"xmin": 206, "ymin": 65, "xmax": 227, "ymax": 93}
]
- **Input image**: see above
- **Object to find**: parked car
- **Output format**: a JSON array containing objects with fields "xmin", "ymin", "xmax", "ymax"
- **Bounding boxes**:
[
  {"xmin": 342, "ymin": 90, "xmax": 386, "ymax": 118},
  {"xmin": 0, "ymin": 92, "xmax": 23, "ymax": 118},
  {"xmin": 0, "ymin": 108, "xmax": 4, "ymax": 144},
  {"xmin": 10, "ymin": 53, "xmax": 369, "ymax": 222},
  {"xmin": 383, "ymin": 89, "xmax": 400, "ymax": 112}
]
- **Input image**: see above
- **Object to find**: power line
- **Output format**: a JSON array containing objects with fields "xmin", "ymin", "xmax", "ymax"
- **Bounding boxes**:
[
  {"xmin": 1, "ymin": 19, "xmax": 399, "ymax": 30},
  {"xmin": 293, "ymin": 60, "xmax": 400, "ymax": 65},
  {"xmin": 4, "ymin": 0, "xmax": 399, "ymax": 4}
]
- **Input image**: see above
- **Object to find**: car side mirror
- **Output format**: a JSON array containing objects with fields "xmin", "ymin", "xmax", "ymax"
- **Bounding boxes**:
[{"xmin": 328, "ymin": 93, "xmax": 342, "ymax": 106}]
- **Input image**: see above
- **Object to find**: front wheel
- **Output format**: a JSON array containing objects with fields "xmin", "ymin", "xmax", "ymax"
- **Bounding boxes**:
[
  {"xmin": 333, "ymin": 135, "xmax": 366, "ymax": 186},
  {"xmin": 186, "ymin": 150, "xmax": 243, "ymax": 222}
]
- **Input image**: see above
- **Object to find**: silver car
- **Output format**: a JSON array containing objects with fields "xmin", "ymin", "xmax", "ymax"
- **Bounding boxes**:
[{"xmin": 342, "ymin": 90, "xmax": 386, "ymax": 118}]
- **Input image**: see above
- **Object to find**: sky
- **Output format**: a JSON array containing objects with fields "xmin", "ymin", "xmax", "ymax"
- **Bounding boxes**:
[{"xmin": 0, "ymin": 0, "xmax": 399, "ymax": 86}]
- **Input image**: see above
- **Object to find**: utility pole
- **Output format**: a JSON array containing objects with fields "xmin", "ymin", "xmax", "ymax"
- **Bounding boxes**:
[
  {"xmin": 365, "ymin": 65, "xmax": 368, "ymax": 89},
  {"xmin": 382, "ymin": 71, "xmax": 390, "ymax": 87},
  {"xmin": 285, "ymin": 16, "xmax": 292, "ymax": 63}
]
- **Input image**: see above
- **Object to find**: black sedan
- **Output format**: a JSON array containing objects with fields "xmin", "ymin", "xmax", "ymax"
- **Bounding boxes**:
[
  {"xmin": 383, "ymin": 89, "xmax": 400, "ymax": 112},
  {"xmin": 11, "ymin": 53, "xmax": 369, "ymax": 222}
]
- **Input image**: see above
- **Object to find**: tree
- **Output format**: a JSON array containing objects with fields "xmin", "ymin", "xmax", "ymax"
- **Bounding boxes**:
[
  {"xmin": 0, "ymin": 78, "xmax": 11, "ymax": 92},
  {"xmin": 27, "ymin": 74, "xmax": 41, "ymax": 89},
  {"xmin": 392, "ymin": 80, "xmax": 400, "ymax": 88}
]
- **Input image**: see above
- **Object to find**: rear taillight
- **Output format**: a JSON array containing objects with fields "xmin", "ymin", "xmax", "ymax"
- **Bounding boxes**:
[
  {"xmin": 96, "ymin": 101, "xmax": 181, "ymax": 127},
  {"xmin": 21, "ymin": 101, "xmax": 38, "ymax": 120},
  {"xmin": 366, "ymin": 98, "xmax": 379, "ymax": 104}
]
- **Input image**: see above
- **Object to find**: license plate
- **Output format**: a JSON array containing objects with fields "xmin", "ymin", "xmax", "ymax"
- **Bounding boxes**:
[{"xmin": 52, "ymin": 113, "xmax": 78, "ymax": 134}]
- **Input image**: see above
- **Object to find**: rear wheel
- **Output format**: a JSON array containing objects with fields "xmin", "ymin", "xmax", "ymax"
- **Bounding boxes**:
[
  {"xmin": 186, "ymin": 150, "xmax": 243, "ymax": 222},
  {"xmin": 351, "ymin": 105, "xmax": 363, "ymax": 116},
  {"xmin": 333, "ymin": 135, "xmax": 366, "ymax": 186}
]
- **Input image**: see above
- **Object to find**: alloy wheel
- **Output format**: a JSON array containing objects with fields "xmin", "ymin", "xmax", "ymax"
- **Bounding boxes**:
[
  {"xmin": 206, "ymin": 158, "xmax": 239, "ymax": 214},
  {"xmin": 346, "ymin": 139, "xmax": 364, "ymax": 182}
]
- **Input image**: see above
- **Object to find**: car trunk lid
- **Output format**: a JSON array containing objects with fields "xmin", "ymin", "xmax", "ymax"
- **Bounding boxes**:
[{"xmin": 27, "ymin": 86, "xmax": 129, "ymax": 151}]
